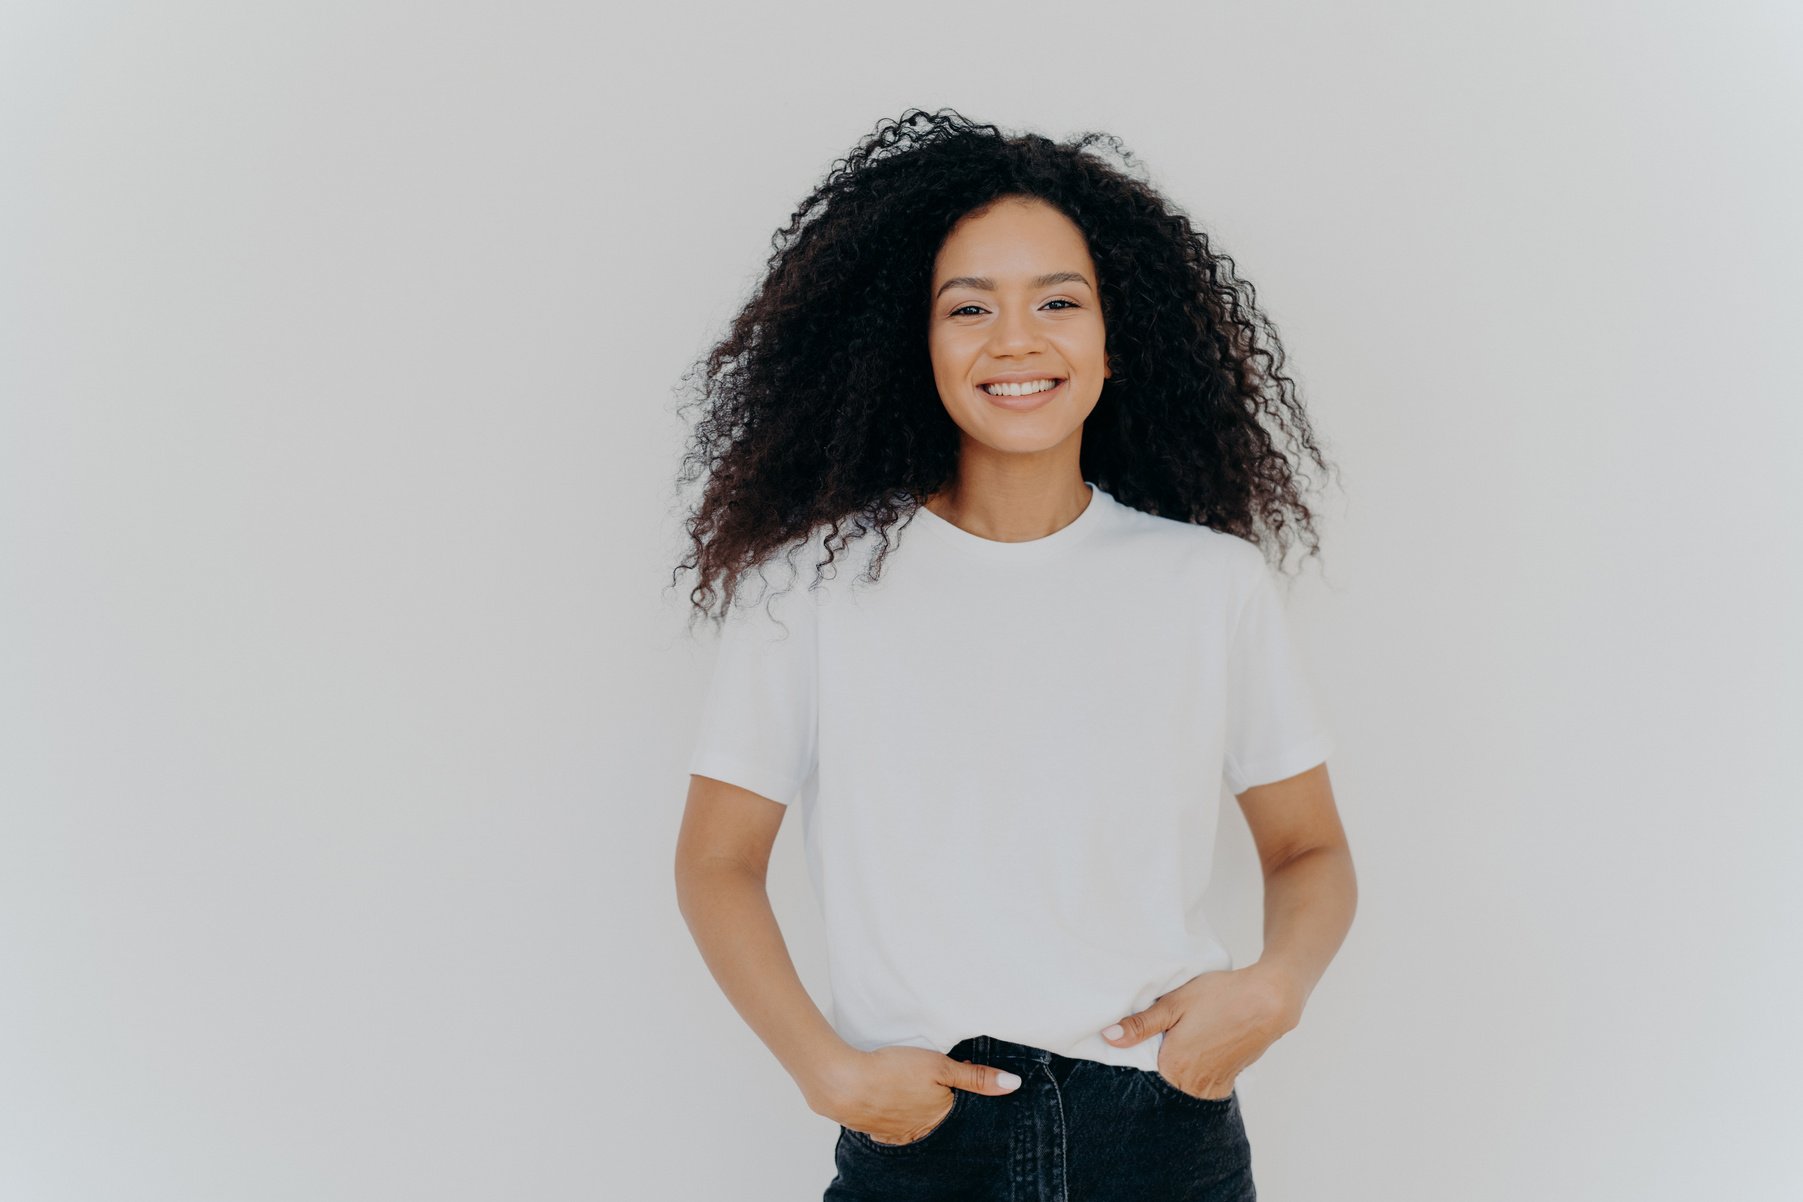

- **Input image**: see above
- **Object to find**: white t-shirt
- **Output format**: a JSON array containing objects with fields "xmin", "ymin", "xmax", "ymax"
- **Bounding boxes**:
[{"xmin": 686, "ymin": 481, "xmax": 1334, "ymax": 1072}]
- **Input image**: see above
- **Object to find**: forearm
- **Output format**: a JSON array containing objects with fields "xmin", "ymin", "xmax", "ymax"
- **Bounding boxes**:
[
  {"xmin": 674, "ymin": 860, "xmax": 858, "ymax": 1109},
  {"xmin": 1250, "ymin": 845, "xmax": 1357, "ymax": 1021}
]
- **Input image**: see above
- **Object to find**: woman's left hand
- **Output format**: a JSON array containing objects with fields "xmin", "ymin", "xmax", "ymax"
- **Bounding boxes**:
[{"xmin": 1099, "ymin": 965, "xmax": 1302, "ymax": 1100}]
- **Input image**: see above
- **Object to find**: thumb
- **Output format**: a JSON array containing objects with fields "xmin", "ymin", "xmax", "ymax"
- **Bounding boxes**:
[
  {"xmin": 943, "ymin": 1057, "xmax": 1024, "ymax": 1096},
  {"xmin": 1100, "ymin": 1005, "xmax": 1169, "ymax": 1048}
]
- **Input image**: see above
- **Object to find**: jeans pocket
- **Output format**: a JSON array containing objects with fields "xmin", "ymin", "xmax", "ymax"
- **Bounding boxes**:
[
  {"xmin": 844, "ymin": 1087, "xmax": 968, "ymax": 1154},
  {"xmin": 1144, "ymin": 1067, "xmax": 1237, "ymax": 1110}
]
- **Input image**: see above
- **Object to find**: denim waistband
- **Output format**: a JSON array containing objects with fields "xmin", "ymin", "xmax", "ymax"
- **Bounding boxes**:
[{"xmin": 951, "ymin": 1033, "xmax": 1057, "ymax": 1065}]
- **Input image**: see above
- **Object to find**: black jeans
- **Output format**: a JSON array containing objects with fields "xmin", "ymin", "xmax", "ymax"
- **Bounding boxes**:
[{"xmin": 825, "ymin": 1033, "xmax": 1256, "ymax": 1201}]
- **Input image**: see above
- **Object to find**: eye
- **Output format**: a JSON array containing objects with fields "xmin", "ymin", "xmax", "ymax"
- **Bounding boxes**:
[{"xmin": 946, "ymin": 299, "xmax": 1079, "ymax": 317}]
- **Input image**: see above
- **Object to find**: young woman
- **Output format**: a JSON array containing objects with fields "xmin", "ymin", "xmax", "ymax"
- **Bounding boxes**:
[{"xmin": 672, "ymin": 108, "xmax": 1357, "ymax": 1201}]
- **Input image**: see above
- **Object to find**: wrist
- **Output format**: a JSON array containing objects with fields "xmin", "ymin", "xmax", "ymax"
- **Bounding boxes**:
[
  {"xmin": 795, "ymin": 1042, "xmax": 867, "ymax": 1115},
  {"xmin": 1244, "ymin": 960, "xmax": 1308, "ymax": 1032}
]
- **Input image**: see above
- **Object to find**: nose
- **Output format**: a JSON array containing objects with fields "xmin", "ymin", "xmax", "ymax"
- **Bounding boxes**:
[{"xmin": 987, "ymin": 303, "xmax": 1047, "ymax": 357}]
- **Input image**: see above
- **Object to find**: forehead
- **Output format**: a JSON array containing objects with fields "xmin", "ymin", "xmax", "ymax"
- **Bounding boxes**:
[{"xmin": 932, "ymin": 199, "xmax": 1094, "ymax": 280}]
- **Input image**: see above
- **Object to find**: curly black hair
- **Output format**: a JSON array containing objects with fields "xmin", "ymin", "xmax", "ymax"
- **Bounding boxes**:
[{"xmin": 672, "ymin": 107, "xmax": 1339, "ymax": 625}]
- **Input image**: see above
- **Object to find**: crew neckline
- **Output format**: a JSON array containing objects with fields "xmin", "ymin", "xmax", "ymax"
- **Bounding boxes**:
[{"xmin": 908, "ymin": 482, "xmax": 1115, "ymax": 562}]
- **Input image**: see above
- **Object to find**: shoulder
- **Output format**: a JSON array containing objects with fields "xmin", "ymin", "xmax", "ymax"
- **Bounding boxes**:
[
  {"xmin": 715, "ymin": 528, "xmax": 832, "ymax": 638},
  {"xmin": 1107, "ymin": 501, "xmax": 1266, "ymax": 587}
]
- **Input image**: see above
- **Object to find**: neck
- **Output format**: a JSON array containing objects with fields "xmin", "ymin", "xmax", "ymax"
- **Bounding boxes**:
[{"xmin": 922, "ymin": 468, "xmax": 1093, "ymax": 543}]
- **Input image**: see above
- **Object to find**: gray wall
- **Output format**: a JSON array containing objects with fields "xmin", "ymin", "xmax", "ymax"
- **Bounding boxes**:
[{"xmin": 2, "ymin": 2, "xmax": 1797, "ymax": 1198}]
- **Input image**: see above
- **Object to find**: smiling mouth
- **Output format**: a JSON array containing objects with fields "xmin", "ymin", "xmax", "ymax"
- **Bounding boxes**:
[
  {"xmin": 978, "ymin": 377, "xmax": 1064, "ymax": 396},
  {"xmin": 976, "ymin": 378, "xmax": 1067, "ymax": 409}
]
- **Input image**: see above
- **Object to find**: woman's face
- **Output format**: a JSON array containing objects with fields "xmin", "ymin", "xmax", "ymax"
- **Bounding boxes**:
[{"xmin": 927, "ymin": 196, "xmax": 1110, "ymax": 458}]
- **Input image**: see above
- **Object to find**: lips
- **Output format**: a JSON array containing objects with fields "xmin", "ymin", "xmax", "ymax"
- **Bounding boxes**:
[
  {"xmin": 975, "ymin": 374, "xmax": 1067, "ymax": 389},
  {"xmin": 977, "ymin": 378, "xmax": 1066, "ymax": 411}
]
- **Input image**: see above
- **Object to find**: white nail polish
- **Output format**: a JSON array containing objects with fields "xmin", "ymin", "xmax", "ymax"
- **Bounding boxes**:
[{"xmin": 997, "ymin": 1071, "xmax": 1021, "ymax": 1090}]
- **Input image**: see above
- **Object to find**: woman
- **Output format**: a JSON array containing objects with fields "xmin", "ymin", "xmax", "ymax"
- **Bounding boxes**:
[{"xmin": 672, "ymin": 108, "xmax": 1357, "ymax": 1201}]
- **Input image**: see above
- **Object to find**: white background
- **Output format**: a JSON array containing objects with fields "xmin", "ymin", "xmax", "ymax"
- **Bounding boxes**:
[{"xmin": 3, "ymin": 2, "xmax": 1798, "ymax": 1199}]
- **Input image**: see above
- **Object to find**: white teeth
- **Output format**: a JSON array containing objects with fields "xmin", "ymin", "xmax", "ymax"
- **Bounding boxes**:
[{"xmin": 981, "ymin": 379, "xmax": 1060, "ymax": 397}]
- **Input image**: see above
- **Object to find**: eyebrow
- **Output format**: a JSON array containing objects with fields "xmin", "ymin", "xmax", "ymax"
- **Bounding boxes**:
[{"xmin": 934, "ymin": 271, "xmax": 1094, "ymax": 300}]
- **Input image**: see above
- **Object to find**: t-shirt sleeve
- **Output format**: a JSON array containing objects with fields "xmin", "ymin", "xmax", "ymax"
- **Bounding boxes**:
[
  {"xmin": 686, "ymin": 568, "xmax": 819, "ymax": 807},
  {"xmin": 1222, "ymin": 561, "xmax": 1335, "ymax": 795}
]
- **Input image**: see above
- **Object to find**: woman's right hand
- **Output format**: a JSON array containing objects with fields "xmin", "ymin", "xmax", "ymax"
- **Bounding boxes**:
[{"xmin": 813, "ymin": 1044, "xmax": 1022, "ymax": 1146}]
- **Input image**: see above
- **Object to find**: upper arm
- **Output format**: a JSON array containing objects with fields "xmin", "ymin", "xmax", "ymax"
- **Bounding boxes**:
[
  {"xmin": 676, "ymin": 772, "xmax": 787, "ymax": 880},
  {"xmin": 677, "ymin": 561, "xmax": 816, "ymax": 887},
  {"xmin": 1235, "ymin": 761, "xmax": 1348, "ymax": 876},
  {"xmin": 684, "ymin": 564, "xmax": 820, "ymax": 810},
  {"xmin": 1221, "ymin": 555, "xmax": 1335, "ymax": 798}
]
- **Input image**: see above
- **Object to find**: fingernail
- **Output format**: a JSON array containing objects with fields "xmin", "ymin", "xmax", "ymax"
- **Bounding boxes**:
[
  {"xmin": 1101, "ymin": 1024, "xmax": 1124, "ymax": 1040},
  {"xmin": 996, "ymin": 1071, "xmax": 1021, "ymax": 1090}
]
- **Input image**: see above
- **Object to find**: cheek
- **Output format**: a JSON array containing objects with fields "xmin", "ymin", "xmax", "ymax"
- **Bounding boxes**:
[
  {"xmin": 926, "ymin": 330, "xmax": 949, "ymax": 368},
  {"xmin": 1067, "ymin": 330, "xmax": 1109, "ymax": 369},
  {"xmin": 928, "ymin": 337, "xmax": 972, "ymax": 379}
]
